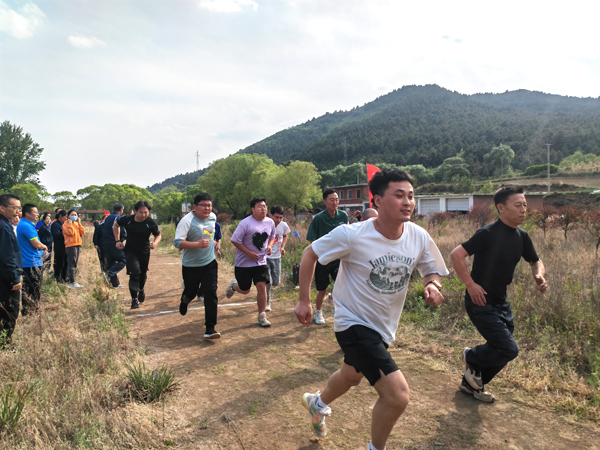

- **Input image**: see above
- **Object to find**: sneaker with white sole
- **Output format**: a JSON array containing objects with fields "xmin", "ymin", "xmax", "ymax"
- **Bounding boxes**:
[
  {"xmin": 257, "ymin": 312, "xmax": 271, "ymax": 327},
  {"xmin": 204, "ymin": 329, "xmax": 221, "ymax": 340},
  {"xmin": 313, "ymin": 310, "xmax": 325, "ymax": 325},
  {"xmin": 462, "ymin": 347, "xmax": 483, "ymax": 390},
  {"xmin": 265, "ymin": 301, "xmax": 271, "ymax": 312},
  {"xmin": 226, "ymin": 279, "xmax": 237, "ymax": 299},
  {"xmin": 67, "ymin": 282, "xmax": 84, "ymax": 288},
  {"xmin": 459, "ymin": 379, "xmax": 495, "ymax": 403},
  {"xmin": 301, "ymin": 391, "xmax": 331, "ymax": 438},
  {"xmin": 326, "ymin": 293, "xmax": 335, "ymax": 313}
]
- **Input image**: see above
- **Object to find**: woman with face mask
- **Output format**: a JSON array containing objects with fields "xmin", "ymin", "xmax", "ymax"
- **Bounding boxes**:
[
  {"xmin": 62, "ymin": 210, "xmax": 86, "ymax": 288},
  {"xmin": 37, "ymin": 212, "xmax": 54, "ymax": 273}
]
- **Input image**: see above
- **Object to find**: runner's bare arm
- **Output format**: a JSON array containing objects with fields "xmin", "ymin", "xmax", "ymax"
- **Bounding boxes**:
[
  {"xmin": 281, "ymin": 234, "xmax": 288, "ymax": 255},
  {"xmin": 422, "ymin": 273, "xmax": 444, "ymax": 306},
  {"xmin": 294, "ymin": 244, "xmax": 319, "ymax": 327},
  {"xmin": 149, "ymin": 233, "xmax": 162, "ymax": 250},
  {"xmin": 450, "ymin": 244, "xmax": 487, "ymax": 306},
  {"xmin": 530, "ymin": 260, "xmax": 547, "ymax": 292},
  {"xmin": 266, "ymin": 237, "xmax": 275, "ymax": 256},
  {"xmin": 231, "ymin": 241, "xmax": 259, "ymax": 260}
]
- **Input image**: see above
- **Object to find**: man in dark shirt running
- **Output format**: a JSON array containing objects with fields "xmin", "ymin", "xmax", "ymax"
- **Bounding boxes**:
[
  {"xmin": 113, "ymin": 201, "xmax": 161, "ymax": 309},
  {"xmin": 450, "ymin": 187, "xmax": 548, "ymax": 402},
  {"xmin": 101, "ymin": 203, "xmax": 127, "ymax": 288}
]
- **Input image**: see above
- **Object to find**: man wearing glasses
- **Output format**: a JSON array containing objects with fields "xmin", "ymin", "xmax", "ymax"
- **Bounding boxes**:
[
  {"xmin": 17, "ymin": 204, "xmax": 48, "ymax": 315},
  {"xmin": 174, "ymin": 193, "xmax": 221, "ymax": 339},
  {"xmin": 306, "ymin": 189, "xmax": 348, "ymax": 324},
  {"xmin": 0, "ymin": 194, "xmax": 23, "ymax": 348}
]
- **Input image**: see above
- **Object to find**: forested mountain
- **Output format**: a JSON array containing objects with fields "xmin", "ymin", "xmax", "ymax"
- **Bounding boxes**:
[
  {"xmin": 238, "ymin": 85, "xmax": 600, "ymax": 177},
  {"xmin": 149, "ymin": 85, "xmax": 600, "ymax": 189},
  {"xmin": 147, "ymin": 168, "xmax": 206, "ymax": 194}
]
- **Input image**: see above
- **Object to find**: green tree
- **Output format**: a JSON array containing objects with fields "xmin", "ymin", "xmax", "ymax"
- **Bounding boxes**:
[
  {"xmin": 198, "ymin": 154, "xmax": 275, "ymax": 218},
  {"xmin": 153, "ymin": 192, "xmax": 184, "ymax": 223},
  {"xmin": 53, "ymin": 191, "xmax": 77, "ymax": 210},
  {"xmin": 77, "ymin": 184, "xmax": 153, "ymax": 212},
  {"xmin": 456, "ymin": 176, "xmax": 474, "ymax": 193},
  {"xmin": 0, "ymin": 121, "xmax": 46, "ymax": 190},
  {"xmin": 435, "ymin": 156, "xmax": 470, "ymax": 182},
  {"xmin": 10, "ymin": 184, "xmax": 53, "ymax": 210},
  {"xmin": 479, "ymin": 181, "xmax": 495, "ymax": 194},
  {"xmin": 266, "ymin": 161, "xmax": 321, "ymax": 216},
  {"xmin": 483, "ymin": 144, "xmax": 515, "ymax": 178}
]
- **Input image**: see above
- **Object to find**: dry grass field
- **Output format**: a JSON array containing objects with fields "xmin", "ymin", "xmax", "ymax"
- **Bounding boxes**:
[{"xmin": 2, "ymin": 217, "xmax": 600, "ymax": 449}]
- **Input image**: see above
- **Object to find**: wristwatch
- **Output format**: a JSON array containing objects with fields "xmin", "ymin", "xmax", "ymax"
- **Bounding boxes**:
[{"xmin": 426, "ymin": 280, "xmax": 442, "ymax": 290}]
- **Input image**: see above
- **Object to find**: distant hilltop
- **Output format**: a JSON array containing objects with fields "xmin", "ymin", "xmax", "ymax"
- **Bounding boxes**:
[{"xmin": 149, "ymin": 84, "xmax": 600, "ymax": 192}]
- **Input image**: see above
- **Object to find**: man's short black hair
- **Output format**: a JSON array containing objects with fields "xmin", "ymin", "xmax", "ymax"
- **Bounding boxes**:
[
  {"xmin": 369, "ymin": 168, "xmax": 414, "ymax": 199},
  {"xmin": 194, "ymin": 193, "xmax": 213, "ymax": 204},
  {"xmin": 55, "ymin": 209, "xmax": 68, "ymax": 220},
  {"xmin": 271, "ymin": 205, "xmax": 284, "ymax": 215},
  {"xmin": 134, "ymin": 201, "xmax": 152, "ymax": 212},
  {"xmin": 493, "ymin": 187, "xmax": 525, "ymax": 207},
  {"xmin": 323, "ymin": 188, "xmax": 337, "ymax": 200},
  {"xmin": 22, "ymin": 203, "xmax": 37, "ymax": 215},
  {"xmin": 113, "ymin": 202, "xmax": 125, "ymax": 213},
  {"xmin": 250, "ymin": 197, "xmax": 267, "ymax": 208},
  {"xmin": 0, "ymin": 193, "xmax": 20, "ymax": 207}
]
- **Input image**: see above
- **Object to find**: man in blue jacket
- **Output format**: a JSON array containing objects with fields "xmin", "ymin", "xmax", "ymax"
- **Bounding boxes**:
[
  {"xmin": 0, "ymin": 194, "xmax": 23, "ymax": 349},
  {"xmin": 100, "ymin": 203, "xmax": 127, "ymax": 288}
]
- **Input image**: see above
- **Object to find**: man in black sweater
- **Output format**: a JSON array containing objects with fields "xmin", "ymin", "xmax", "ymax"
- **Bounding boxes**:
[
  {"xmin": 100, "ymin": 203, "xmax": 127, "ymax": 288},
  {"xmin": 450, "ymin": 187, "xmax": 548, "ymax": 402}
]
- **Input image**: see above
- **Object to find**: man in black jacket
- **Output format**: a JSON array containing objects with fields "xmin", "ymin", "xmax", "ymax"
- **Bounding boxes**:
[
  {"xmin": 100, "ymin": 203, "xmax": 127, "ymax": 288},
  {"xmin": 0, "ymin": 194, "xmax": 23, "ymax": 349},
  {"xmin": 51, "ymin": 210, "xmax": 68, "ymax": 283}
]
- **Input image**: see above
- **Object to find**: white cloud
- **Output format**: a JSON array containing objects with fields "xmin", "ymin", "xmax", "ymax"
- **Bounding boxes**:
[
  {"xmin": 0, "ymin": 1, "xmax": 44, "ymax": 38},
  {"xmin": 196, "ymin": 0, "xmax": 258, "ymax": 13},
  {"xmin": 67, "ymin": 35, "xmax": 106, "ymax": 49}
]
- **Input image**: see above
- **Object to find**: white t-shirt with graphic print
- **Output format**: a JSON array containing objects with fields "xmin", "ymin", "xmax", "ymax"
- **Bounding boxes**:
[
  {"xmin": 268, "ymin": 221, "xmax": 291, "ymax": 259},
  {"xmin": 311, "ymin": 220, "xmax": 449, "ymax": 345}
]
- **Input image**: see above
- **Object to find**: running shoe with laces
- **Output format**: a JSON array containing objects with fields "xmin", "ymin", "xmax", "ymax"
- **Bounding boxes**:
[
  {"xmin": 226, "ymin": 279, "xmax": 237, "ymax": 299},
  {"xmin": 68, "ymin": 282, "xmax": 84, "ymax": 288},
  {"xmin": 462, "ymin": 347, "xmax": 483, "ymax": 390},
  {"xmin": 326, "ymin": 293, "xmax": 335, "ymax": 313},
  {"xmin": 265, "ymin": 301, "xmax": 271, "ymax": 311},
  {"xmin": 131, "ymin": 298, "xmax": 140, "ymax": 309},
  {"xmin": 257, "ymin": 312, "xmax": 271, "ymax": 327},
  {"xmin": 138, "ymin": 290, "xmax": 145, "ymax": 303},
  {"xmin": 179, "ymin": 294, "xmax": 191, "ymax": 316},
  {"xmin": 301, "ymin": 391, "xmax": 331, "ymax": 438},
  {"xmin": 459, "ymin": 379, "xmax": 495, "ymax": 403},
  {"xmin": 204, "ymin": 329, "xmax": 221, "ymax": 340},
  {"xmin": 313, "ymin": 310, "xmax": 325, "ymax": 325}
]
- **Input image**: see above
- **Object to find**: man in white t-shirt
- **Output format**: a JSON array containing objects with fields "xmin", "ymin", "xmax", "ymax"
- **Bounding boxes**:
[
  {"xmin": 265, "ymin": 205, "xmax": 290, "ymax": 312},
  {"xmin": 294, "ymin": 168, "xmax": 449, "ymax": 450}
]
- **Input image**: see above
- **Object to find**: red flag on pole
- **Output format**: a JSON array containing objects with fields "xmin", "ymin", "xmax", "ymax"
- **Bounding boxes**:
[{"xmin": 366, "ymin": 163, "xmax": 381, "ymax": 207}]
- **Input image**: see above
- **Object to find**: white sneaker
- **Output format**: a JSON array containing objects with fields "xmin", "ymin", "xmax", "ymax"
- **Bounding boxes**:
[
  {"xmin": 462, "ymin": 347, "xmax": 483, "ymax": 390},
  {"xmin": 313, "ymin": 310, "xmax": 325, "ymax": 324},
  {"xmin": 265, "ymin": 301, "xmax": 271, "ymax": 311},
  {"xmin": 226, "ymin": 279, "xmax": 237, "ymax": 299},
  {"xmin": 301, "ymin": 391, "xmax": 331, "ymax": 438},
  {"xmin": 67, "ymin": 282, "xmax": 84, "ymax": 288},
  {"xmin": 257, "ymin": 312, "xmax": 271, "ymax": 327}
]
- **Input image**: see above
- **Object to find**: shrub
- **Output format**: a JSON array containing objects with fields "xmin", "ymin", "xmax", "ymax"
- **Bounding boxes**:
[
  {"xmin": 523, "ymin": 164, "xmax": 559, "ymax": 176},
  {"xmin": 216, "ymin": 213, "xmax": 231, "ymax": 225},
  {"xmin": 126, "ymin": 362, "xmax": 179, "ymax": 403},
  {"xmin": 0, "ymin": 380, "xmax": 33, "ymax": 433},
  {"xmin": 534, "ymin": 206, "xmax": 558, "ymax": 238},
  {"xmin": 555, "ymin": 206, "xmax": 584, "ymax": 240},
  {"xmin": 467, "ymin": 204, "xmax": 496, "ymax": 228}
]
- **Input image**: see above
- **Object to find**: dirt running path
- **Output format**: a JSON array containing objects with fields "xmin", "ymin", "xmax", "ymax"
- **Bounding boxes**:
[{"xmin": 127, "ymin": 252, "xmax": 600, "ymax": 449}]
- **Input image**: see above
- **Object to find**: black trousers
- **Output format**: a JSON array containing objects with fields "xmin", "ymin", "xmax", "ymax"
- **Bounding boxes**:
[
  {"xmin": 22, "ymin": 266, "xmax": 44, "ymax": 316},
  {"xmin": 103, "ymin": 244, "xmax": 126, "ymax": 278},
  {"xmin": 125, "ymin": 250, "xmax": 150, "ymax": 299},
  {"xmin": 0, "ymin": 277, "xmax": 20, "ymax": 343},
  {"xmin": 96, "ymin": 247, "xmax": 109, "ymax": 273},
  {"xmin": 54, "ymin": 247, "xmax": 68, "ymax": 283},
  {"xmin": 465, "ymin": 296, "xmax": 519, "ymax": 385},
  {"xmin": 182, "ymin": 260, "xmax": 218, "ymax": 330}
]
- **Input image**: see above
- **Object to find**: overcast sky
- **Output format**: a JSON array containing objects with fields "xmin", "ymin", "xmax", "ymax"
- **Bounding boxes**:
[{"xmin": 1, "ymin": 0, "xmax": 598, "ymax": 194}]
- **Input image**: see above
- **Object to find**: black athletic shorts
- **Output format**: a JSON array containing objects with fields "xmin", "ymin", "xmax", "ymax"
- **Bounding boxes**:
[
  {"xmin": 234, "ymin": 265, "xmax": 270, "ymax": 291},
  {"xmin": 315, "ymin": 259, "xmax": 340, "ymax": 291},
  {"xmin": 124, "ymin": 250, "xmax": 150, "ymax": 276},
  {"xmin": 335, "ymin": 325, "xmax": 399, "ymax": 386}
]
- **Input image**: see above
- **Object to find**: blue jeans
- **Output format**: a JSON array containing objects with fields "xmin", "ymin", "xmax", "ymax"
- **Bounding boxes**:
[{"xmin": 465, "ymin": 296, "xmax": 519, "ymax": 385}]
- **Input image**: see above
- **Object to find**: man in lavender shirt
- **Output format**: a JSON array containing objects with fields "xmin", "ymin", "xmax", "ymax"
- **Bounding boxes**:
[{"xmin": 226, "ymin": 197, "xmax": 276, "ymax": 327}]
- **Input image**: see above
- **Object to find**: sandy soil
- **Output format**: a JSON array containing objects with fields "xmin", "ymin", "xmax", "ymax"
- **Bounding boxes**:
[{"xmin": 125, "ymin": 251, "xmax": 600, "ymax": 450}]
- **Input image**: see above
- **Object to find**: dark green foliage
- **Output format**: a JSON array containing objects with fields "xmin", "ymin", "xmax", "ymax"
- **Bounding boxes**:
[
  {"xmin": 0, "ymin": 379, "xmax": 33, "ymax": 432},
  {"xmin": 0, "ymin": 121, "xmax": 46, "ymax": 190},
  {"xmin": 523, "ymin": 164, "xmax": 559, "ymax": 176},
  {"xmin": 146, "ymin": 169, "xmax": 207, "ymax": 194}
]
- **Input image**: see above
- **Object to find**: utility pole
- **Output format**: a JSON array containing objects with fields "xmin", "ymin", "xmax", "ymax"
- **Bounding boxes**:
[
  {"xmin": 546, "ymin": 143, "xmax": 552, "ymax": 193},
  {"xmin": 196, "ymin": 150, "xmax": 200, "ymax": 172},
  {"xmin": 343, "ymin": 136, "xmax": 348, "ymax": 165}
]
